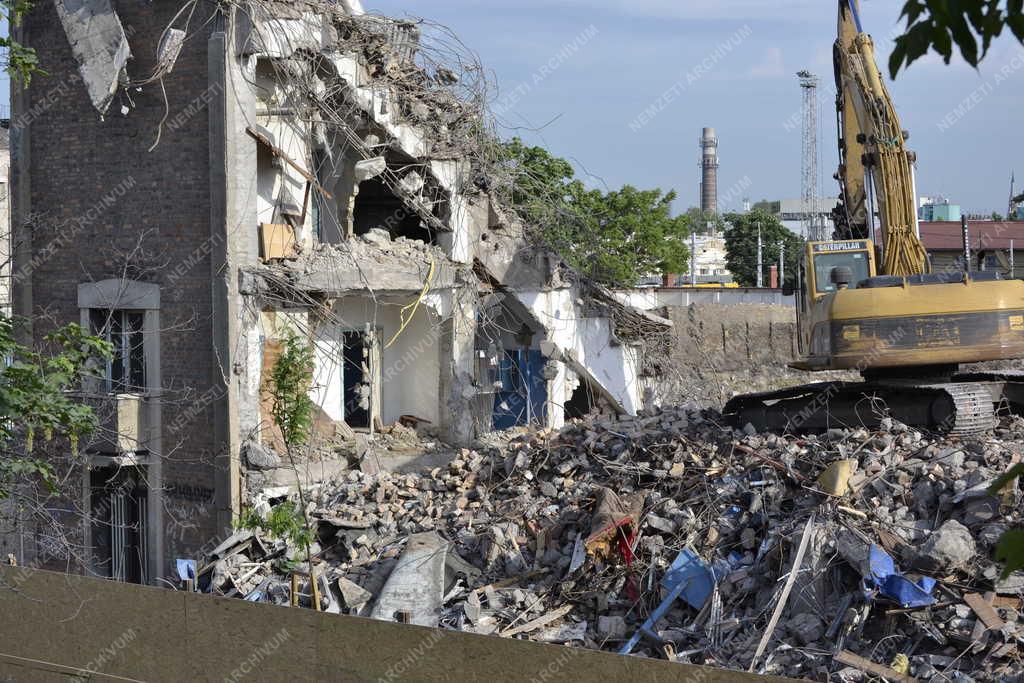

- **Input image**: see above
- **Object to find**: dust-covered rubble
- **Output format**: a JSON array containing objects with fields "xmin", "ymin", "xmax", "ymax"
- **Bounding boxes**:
[{"xmin": 189, "ymin": 407, "xmax": 1024, "ymax": 682}]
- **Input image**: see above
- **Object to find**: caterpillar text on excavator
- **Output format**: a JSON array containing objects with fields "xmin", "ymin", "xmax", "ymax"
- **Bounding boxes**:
[{"xmin": 724, "ymin": 0, "xmax": 1024, "ymax": 435}]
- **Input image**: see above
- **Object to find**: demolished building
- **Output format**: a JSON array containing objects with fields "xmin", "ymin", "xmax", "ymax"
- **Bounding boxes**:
[{"xmin": 7, "ymin": 0, "xmax": 666, "ymax": 583}]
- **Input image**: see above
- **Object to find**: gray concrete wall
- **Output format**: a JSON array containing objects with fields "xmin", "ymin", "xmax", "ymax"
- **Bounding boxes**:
[
  {"xmin": 646, "ymin": 303, "xmax": 815, "ymax": 408},
  {"xmin": 0, "ymin": 567, "xmax": 797, "ymax": 682},
  {"xmin": 618, "ymin": 287, "xmax": 796, "ymax": 310}
]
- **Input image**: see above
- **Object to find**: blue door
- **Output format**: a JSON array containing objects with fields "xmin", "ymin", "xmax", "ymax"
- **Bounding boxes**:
[{"xmin": 492, "ymin": 349, "xmax": 548, "ymax": 430}]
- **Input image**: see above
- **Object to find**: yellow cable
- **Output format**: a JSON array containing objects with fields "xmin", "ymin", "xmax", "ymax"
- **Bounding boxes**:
[{"xmin": 384, "ymin": 257, "xmax": 436, "ymax": 349}]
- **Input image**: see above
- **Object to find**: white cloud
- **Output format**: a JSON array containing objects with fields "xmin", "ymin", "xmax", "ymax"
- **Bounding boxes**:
[{"xmin": 746, "ymin": 46, "xmax": 786, "ymax": 78}]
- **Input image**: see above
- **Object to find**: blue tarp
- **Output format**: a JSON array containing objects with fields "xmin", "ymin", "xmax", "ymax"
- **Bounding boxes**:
[{"xmin": 865, "ymin": 545, "xmax": 936, "ymax": 608}]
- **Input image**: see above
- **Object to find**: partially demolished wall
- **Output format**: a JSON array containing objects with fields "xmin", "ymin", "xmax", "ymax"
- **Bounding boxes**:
[{"xmin": 10, "ymin": 0, "xmax": 661, "ymax": 585}]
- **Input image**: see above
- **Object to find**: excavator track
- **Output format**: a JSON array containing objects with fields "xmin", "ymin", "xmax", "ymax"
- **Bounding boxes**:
[
  {"xmin": 723, "ymin": 375, "xmax": 1018, "ymax": 435},
  {"xmin": 916, "ymin": 382, "xmax": 995, "ymax": 435}
]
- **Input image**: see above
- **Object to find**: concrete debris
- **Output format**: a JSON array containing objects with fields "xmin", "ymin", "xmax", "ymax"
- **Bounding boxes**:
[
  {"xmin": 243, "ymin": 439, "xmax": 281, "ymax": 471},
  {"xmin": 53, "ymin": 0, "xmax": 132, "ymax": 115},
  {"xmin": 191, "ymin": 407, "xmax": 1024, "ymax": 681},
  {"xmin": 370, "ymin": 531, "xmax": 449, "ymax": 627},
  {"xmin": 915, "ymin": 520, "xmax": 977, "ymax": 574}
]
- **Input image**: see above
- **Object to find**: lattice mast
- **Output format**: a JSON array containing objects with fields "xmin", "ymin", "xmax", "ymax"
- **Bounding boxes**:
[{"xmin": 798, "ymin": 70, "xmax": 821, "ymax": 241}]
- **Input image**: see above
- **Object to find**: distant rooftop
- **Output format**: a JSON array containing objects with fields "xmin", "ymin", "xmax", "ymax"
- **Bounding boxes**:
[{"xmin": 919, "ymin": 220, "xmax": 1024, "ymax": 251}]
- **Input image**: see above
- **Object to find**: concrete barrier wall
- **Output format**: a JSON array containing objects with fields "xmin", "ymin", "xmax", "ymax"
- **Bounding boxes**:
[
  {"xmin": 0, "ymin": 568, "xmax": 796, "ymax": 682},
  {"xmin": 617, "ymin": 288, "xmax": 796, "ymax": 309},
  {"xmin": 644, "ymin": 303, "xmax": 806, "ymax": 407}
]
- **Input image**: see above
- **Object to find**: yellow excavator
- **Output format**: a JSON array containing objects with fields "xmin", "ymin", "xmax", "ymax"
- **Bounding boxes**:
[{"xmin": 725, "ymin": 0, "xmax": 1024, "ymax": 434}]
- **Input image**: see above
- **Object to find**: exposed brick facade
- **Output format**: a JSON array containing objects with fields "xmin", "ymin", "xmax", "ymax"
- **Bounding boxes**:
[{"xmin": 13, "ymin": 2, "xmax": 225, "ymax": 578}]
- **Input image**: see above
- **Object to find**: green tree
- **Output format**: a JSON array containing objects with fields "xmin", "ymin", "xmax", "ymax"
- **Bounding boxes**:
[
  {"xmin": 723, "ymin": 209, "xmax": 803, "ymax": 289},
  {"xmin": 254, "ymin": 330, "xmax": 322, "ymax": 601},
  {"xmin": 2, "ymin": 1, "xmax": 43, "ymax": 83},
  {"xmin": 0, "ymin": 315, "xmax": 111, "ymax": 500},
  {"xmin": 890, "ymin": 0, "xmax": 1024, "ymax": 77},
  {"xmin": 502, "ymin": 139, "xmax": 690, "ymax": 287}
]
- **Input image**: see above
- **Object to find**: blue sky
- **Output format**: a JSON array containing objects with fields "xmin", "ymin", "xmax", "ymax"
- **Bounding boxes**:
[{"xmin": 366, "ymin": 0, "xmax": 1024, "ymax": 215}]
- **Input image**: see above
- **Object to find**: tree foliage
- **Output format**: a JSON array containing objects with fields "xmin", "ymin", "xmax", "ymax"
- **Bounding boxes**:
[
  {"xmin": 2, "ymin": 1, "xmax": 43, "ymax": 83},
  {"xmin": 890, "ymin": 0, "xmax": 1024, "ymax": 77},
  {"xmin": 502, "ymin": 138, "xmax": 690, "ymax": 287},
  {"xmin": 0, "ymin": 315, "xmax": 111, "ymax": 500},
  {"xmin": 267, "ymin": 330, "xmax": 315, "ymax": 449},
  {"xmin": 683, "ymin": 206, "xmax": 728, "ymax": 235},
  {"xmin": 989, "ymin": 464, "xmax": 1024, "ymax": 579},
  {"xmin": 722, "ymin": 209, "xmax": 803, "ymax": 289}
]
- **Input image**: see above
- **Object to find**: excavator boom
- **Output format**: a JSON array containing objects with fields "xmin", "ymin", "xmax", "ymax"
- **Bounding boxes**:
[{"xmin": 833, "ymin": 0, "xmax": 928, "ymax": 276}]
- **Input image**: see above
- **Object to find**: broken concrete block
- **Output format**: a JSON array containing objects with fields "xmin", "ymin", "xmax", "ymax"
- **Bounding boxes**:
[
  {"xmin": 354, "ymin": 157, "xmax": 387, "ymax": 183},
  {"xmin": 243, "ymin": 440, "xmax": 281, "ymax": 470},
  {"xmin": 787, "ymin": 613, "xmax": 824, "ymax": 645},
  {"xmin": 361, "ymin": 227, "xmax": 391, "ymax": 247},
  {"xmin": 370, "ymin": 531, "xmax": 449, "ymax": 627},
  {"xmin": 916, "ymin": 520, "xmax": 976, "ymax": 573},
  {"xmin": 597, "ymin": 615, "xmax": 627, "ymax": 640},
  {"xmin": 336, "ymin": 577, "xmax": 373, "ymax": 611},
  {"xmin": 54, "ymin": 0, "xmax": 132, "ymax": 115}
]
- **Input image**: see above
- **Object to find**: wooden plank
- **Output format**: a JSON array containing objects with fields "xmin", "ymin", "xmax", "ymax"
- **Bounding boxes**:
[
  {"xmin": 964, "ymin": 592, "xmax": 1005, "ymax": 631},
  {"xmin": 246, "ymin": 126, "xmax": 333, "ymax": 199},
  {"xmin": 834, "ymin": 650, "xmax": 918, "ymax": 683},
  {"xmin": 500, "ymin": 604, "xmax": 573, "ymax": 637},
  {"xmin": 748, "ymin": 514, "xmax": 816, "ymax": 672}
]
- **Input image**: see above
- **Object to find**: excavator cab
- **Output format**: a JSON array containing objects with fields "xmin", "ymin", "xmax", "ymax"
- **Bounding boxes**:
[
  {"xmin": 796, "ymin": 239, "xmax": 877, "ymax": 356},
  {"xmin": 806, "ymin": 240, "xmax": 875, "ymax": 295}
]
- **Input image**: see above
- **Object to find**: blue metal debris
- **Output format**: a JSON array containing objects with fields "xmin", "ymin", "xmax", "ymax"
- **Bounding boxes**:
[
  {"xmin": 176, "ymin": 559, "xmax": 197, "ymax": 582},
  {"xmin": 620, "ymin": 548, "xmax": 720, "ymax": 655}
]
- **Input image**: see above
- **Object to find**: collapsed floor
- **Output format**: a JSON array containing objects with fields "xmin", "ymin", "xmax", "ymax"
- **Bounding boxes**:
[{"xmin": 194, "ymin": 409, "xmax": 1024, "ymax": 682}]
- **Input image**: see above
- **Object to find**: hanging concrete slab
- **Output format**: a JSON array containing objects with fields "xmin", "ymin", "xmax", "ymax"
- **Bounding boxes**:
[{"xmin": 53, "ymin": 0, "xmax": 132, "ymax": 114}]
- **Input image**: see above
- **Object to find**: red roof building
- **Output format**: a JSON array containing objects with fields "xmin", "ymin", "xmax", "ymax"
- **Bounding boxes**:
[{"xmin": 916, "ymin": 221, "xmax": 1024, "ymax": 273}]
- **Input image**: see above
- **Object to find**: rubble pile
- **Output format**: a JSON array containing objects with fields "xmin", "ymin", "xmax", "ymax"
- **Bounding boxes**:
[{"xmin": 198, "ymin": 408, "xmax": 1024, "ymax": 681}]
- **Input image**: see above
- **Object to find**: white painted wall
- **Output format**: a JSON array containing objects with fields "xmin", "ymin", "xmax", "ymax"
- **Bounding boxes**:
[
  {"xmin": 614, "ymin": 288, "xmax": 796, "ymax": 309},
  {"xmin": 310, "ymin": 295, "xmax": 444, "ymax": 427},
  {"xmin": 516, "ymin": 289, "xmax": 643, "ymax": 420}
]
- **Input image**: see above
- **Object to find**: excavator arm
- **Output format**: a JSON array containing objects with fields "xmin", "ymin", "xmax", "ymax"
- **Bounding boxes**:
[{"xmin": 833, "ymin": 0, "xmax": 928, "ymax": 276}]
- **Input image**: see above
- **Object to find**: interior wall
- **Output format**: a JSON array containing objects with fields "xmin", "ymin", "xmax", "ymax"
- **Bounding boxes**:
[
  {"xmin": 311, "ymin": 296, "xmax": 443, "ymax": 427},
  {"xmin": 517, "ymin": 289, "xmax": 643, "ymax": 416}
]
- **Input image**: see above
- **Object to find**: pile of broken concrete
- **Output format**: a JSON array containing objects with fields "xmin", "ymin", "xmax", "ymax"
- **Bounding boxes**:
[{"xmin": 196, "ymin": 407, "xmax": 1024, "ymax": 681}]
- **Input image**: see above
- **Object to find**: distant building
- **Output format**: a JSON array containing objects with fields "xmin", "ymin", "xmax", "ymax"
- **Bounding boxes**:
[
  {"xmin": 918, "ymin": 220, "xmax": 1024, "ymax": 273},
  {"xmin": 663, "ymin": 234, "xmax": 733, "ymax": 286},
  {"xmin": 919, "ymin": 196, "xmax": 961, "ymax": 222}
]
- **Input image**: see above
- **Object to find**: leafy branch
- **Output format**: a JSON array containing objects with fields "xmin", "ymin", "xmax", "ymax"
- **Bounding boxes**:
[
  {"xmin": 1, "ymin": 0, "xmax": 44, "ymax": 83},
  {"xmin": 0, "ymin": 315, "xmax": 111, "ymax": 501},
  {"xmin": 989, "ymin": 463, "xmax": 1024, "ymax": 579},
  {"xmin": 890, "ymin": 0, "xmax": 1024, "ymax": 77},
  {"xmin": 260, "ymin": 330, "xmax": 321, "ymax": 605}
]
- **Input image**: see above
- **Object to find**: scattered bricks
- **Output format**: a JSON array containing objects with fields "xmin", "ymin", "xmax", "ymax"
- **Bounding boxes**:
[{"xmin": 215, "ymin": 405, "xmax": 1024, "ymax": 681}]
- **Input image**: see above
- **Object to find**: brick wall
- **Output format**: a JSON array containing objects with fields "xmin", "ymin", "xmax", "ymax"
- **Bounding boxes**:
[{"xmin": 13, "ymin": 1, "xmax": 223, "ymax": 576}]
